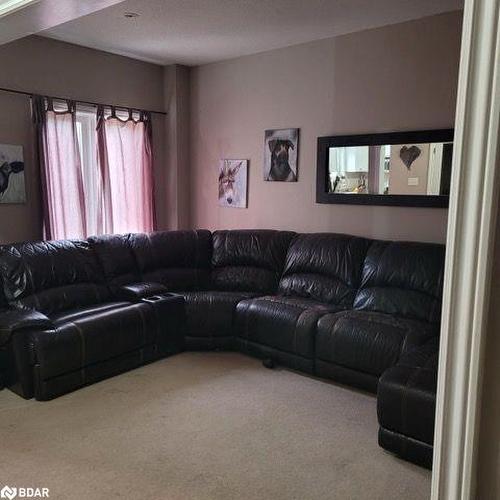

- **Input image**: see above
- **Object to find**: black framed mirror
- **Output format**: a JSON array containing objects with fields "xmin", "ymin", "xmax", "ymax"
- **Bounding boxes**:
[{"xmin": 316, "ymin": 129, "xmax": 454, "ymax": 207}]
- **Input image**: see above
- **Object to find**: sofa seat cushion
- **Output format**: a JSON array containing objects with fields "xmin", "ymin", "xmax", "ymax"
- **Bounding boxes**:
[
  {"xmin": 235, "ymin": 295, "xmax": 342, "ymax": 359},
  {"xmin": 49, "ymin": 302, "xmax": 132, "ymax": 324},
  {"xmin": 181, "ymin": 291, "xmax": 258, "ymax": 339},
  {"xmin": 32, "ymin": 302, "xmax": 157, "ymax": 380},
  {"xmin": 377, "ymin": 337, "xmax": 439, "ymax": 446},
  {"xmin": 316, "ymin": 311, "xmax": 438, "ymax": 377}
]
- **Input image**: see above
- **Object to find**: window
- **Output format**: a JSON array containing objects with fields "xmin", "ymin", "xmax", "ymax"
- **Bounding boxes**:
[
  {"xmin": 75, "ymin": 108, "xmax": 100, "ymax": 236},
  {"xmin": 35, "ymin": 97, "xmax": 155, "ymax": 240}
]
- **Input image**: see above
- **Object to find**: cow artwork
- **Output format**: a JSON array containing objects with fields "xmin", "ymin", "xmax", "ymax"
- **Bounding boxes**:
[
  {"xmin": 0, "ymin": 144, "xmax": 26, "ymax": 204},
  {"xmin": 218, "ymin": 159, "xmax": 248, "ymax": 208},
  {"xmin": 264, "ymin": 128, "xmax": 299, "ymax": 182}
]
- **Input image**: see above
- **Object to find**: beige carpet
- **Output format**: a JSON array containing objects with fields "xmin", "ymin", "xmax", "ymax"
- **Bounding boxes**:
[{"xmin": 0, "ymin": 352, "xmax": 431, "ymax": 500}]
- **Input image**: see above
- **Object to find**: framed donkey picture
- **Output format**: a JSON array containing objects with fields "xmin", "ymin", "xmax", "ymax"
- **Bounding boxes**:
[{"xmin": 218, "ymin": 159, "xmax": 248, "ymax": 208}]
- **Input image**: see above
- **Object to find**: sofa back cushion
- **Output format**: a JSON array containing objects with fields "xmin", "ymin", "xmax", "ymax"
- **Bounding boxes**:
[
  {"xmin": 279, "ymin": 233, "xmax": 371, "ymax": 305},
  {"xmin": 88, "ymin": 233, "xmax": 139, "ymax": 288},
  {"xmin": 211, "ymin": 230, "xmax": 295, "ymax": 293},
  {"xmin": 0, "ymin": 240, "xmax": 109, "ymax": 314},
  {"xmin": 130, "ymin": 230, "xmax": 212, "ymax": 291},
  {"xmin": 353, "ymin": 240, "xmax": 445, "ymax": 324}
]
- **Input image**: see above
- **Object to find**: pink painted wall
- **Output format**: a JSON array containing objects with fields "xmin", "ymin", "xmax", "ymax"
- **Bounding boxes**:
[{"xmin": 189, "ymin": 11, "xmax": 462, "ymax": 243}]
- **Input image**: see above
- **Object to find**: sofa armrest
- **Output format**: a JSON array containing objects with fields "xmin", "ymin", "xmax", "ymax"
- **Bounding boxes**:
[
  {"xmin": 0, "ymin": 308, "xmax": 53, "ymax": 347},
  {"xmin": 115, "ymin": 282, "xmax": 169, "ymax": 301},
  {"xmin": 377, "ymin": 336, "xmax": 439, "ymax": 464}
]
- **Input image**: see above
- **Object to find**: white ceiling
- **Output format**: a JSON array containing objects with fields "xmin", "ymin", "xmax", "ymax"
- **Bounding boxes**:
[
  {"xmin": 39, "ymin": 0, "xmax": 463, "ymax": 66},
  {"xmin": 0, "ymin": 0, "xmax": 125, "ymax": 45}
]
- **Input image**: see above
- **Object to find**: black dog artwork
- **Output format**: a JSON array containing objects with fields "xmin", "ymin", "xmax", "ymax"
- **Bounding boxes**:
[
  {"xmin": 0, "ymin": 161, "xmax": 24, "ymax": 198},
  {"xmin": 267, "ymin": 139, "xmax": 296, "ymax": 181},
  {"xmin": 264, "ymin": 129, "xmax": 299, "ymax": 182}
]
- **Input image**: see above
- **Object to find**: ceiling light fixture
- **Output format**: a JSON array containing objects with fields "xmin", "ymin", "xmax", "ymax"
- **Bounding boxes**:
[
  {"xmin": 0, "ymin": 0, "xmax": 40, "ymax": 19},
  {"xmin": 123, "ymin": 11, "xmax": 140, "ymax": 19}
]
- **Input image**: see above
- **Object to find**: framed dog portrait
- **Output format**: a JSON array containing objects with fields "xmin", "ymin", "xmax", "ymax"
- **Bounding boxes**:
[
  {"xmin": 264, "ymin": 128, "xmax": 299, "ymax": 182},
  {"xmin": 218, "ymin": 159, "xmax": 248, "ymax": 208},
  {"xmin": 0, "ymin": 143, "xmax": 26, "ymax": 204}
]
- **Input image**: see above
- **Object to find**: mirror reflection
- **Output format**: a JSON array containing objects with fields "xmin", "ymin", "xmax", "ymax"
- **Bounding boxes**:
[{"xmin": 328, "ymin": 142, "xmax": 453, "ymax": 196}]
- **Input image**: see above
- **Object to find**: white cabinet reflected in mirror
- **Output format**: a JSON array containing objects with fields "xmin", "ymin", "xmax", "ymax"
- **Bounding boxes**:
[{"xmin": 317, "ymin": 130, "xmax": 453, "ymax": 207}]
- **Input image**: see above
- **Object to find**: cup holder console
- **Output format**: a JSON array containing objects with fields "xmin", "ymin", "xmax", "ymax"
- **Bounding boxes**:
[
  {"xmin": 136, "ymin": 292, "xmax": 186, "ymax": 356},
  {"xmin": 142, "ymin": 292, "xmax": 183, "ymax": 304},
  {"xmin": 146, "ymin": 295, "xmax": 162, "ymax": 302}
]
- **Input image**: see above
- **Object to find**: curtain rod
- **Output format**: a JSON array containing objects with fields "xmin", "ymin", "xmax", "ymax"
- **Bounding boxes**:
[{"xmin": 0, "ymin": 86, "xmax": 167, "ymax": 116}]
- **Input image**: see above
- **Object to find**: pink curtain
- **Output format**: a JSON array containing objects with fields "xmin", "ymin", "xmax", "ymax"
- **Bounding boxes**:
[
  {"xmin": 32, "ymin": 96, "xmax": 87, "ymax": 240},
  {"xmin": 33, "ymin": 96, "xmax": 156, "ymax": 240},
  {"xmin": 97, "ymin": 106, "xmax": 155, "ymax": 234}
]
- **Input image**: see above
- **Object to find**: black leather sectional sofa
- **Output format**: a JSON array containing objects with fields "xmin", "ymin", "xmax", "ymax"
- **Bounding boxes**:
[{"xmin": 0, "ymin": 229, "xmax": 445, "ymax": 469}]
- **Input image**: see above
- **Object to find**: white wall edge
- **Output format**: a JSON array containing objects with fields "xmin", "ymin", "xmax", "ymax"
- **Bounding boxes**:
[{"xmin": 432, "ymin": 0, "xmax": 500, "ymax": 498}]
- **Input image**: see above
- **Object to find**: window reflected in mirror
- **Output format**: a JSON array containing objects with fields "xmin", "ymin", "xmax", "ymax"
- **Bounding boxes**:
[{"xmin": 328, "ymin": 142, "xmax": 453, "ymax": 196}]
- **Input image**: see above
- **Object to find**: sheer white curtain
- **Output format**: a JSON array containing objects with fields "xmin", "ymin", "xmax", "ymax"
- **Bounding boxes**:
[
  {"xmin": 97, "ymin": 106, "xmax": 155, "ymax": 234},
  {"xmin": 33, "ymin": 96, "xmax": 87, "ymax": 240}
]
